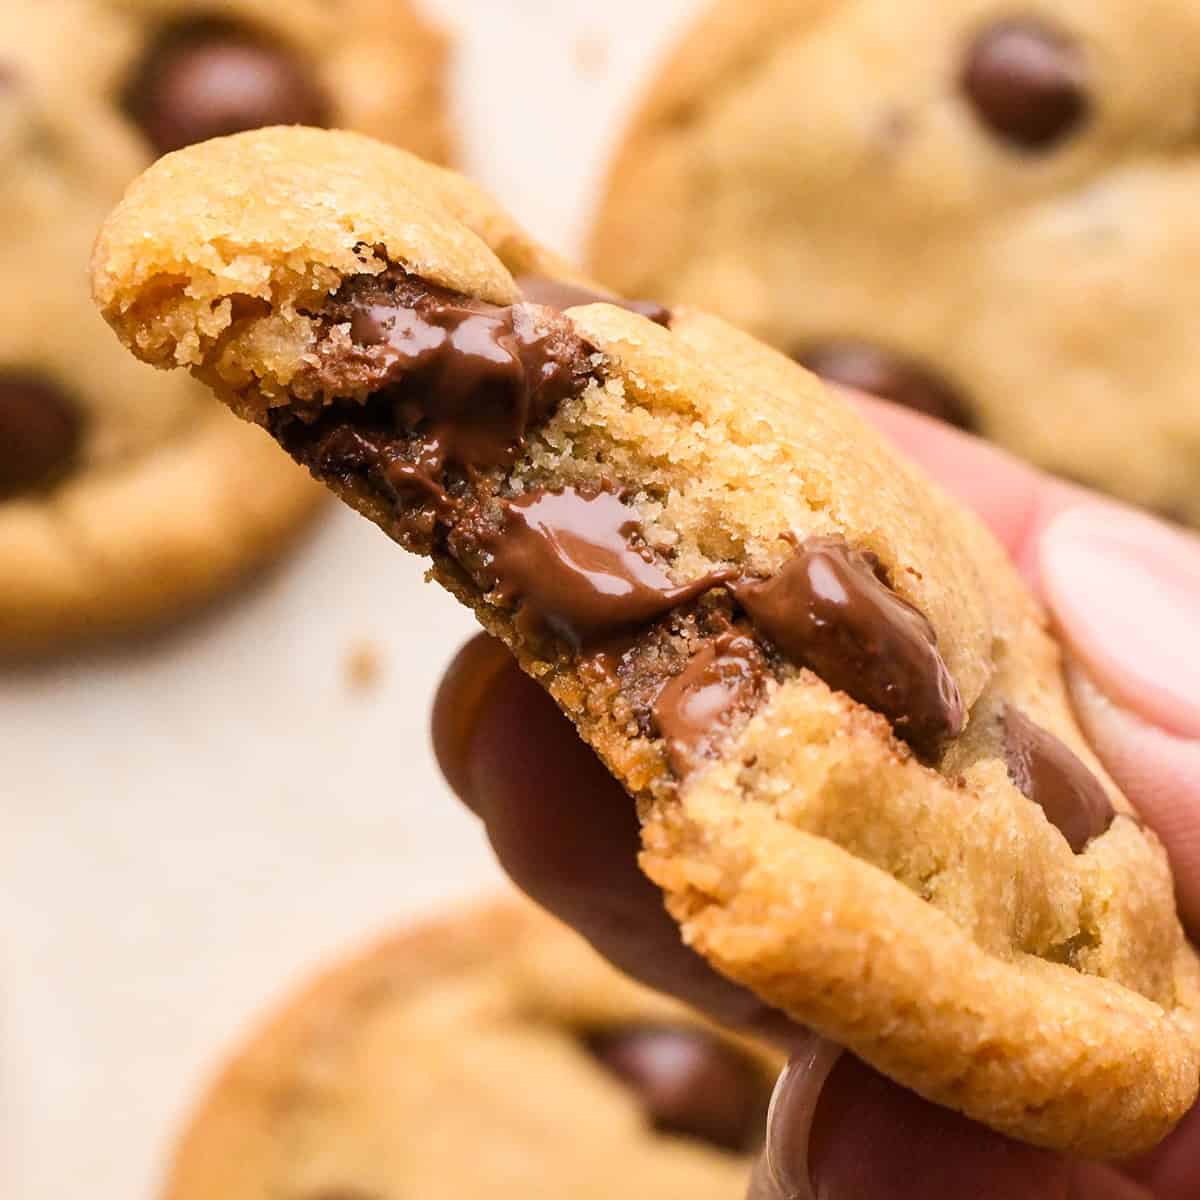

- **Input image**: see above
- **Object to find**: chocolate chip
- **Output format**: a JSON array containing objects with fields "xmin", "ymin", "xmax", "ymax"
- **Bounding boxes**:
[
  {"xmin": 653, "ymin": 633, "xmax": 767, "ymax": 775},
  {"xmin": 483, "ymin": 487, "xmax": 733, "ymax": 651},
  {"xmin": 962, "ymin": 20, "xmax": 1088, "ymax": 151},
  {"xmin": 1002, "ymin": 708, "xmax": 1115, "ymax": 853},
  {"xmin": 0, "ymin": 371, "xmax": 84, "ymax": 500},
  {"xmin": 124, "ymin": 19, "xmax": 330, "ymax": 156},
  {"xmin": 798, "ymin": 341, "xmax": 973, "ymax": 431},
  {"xmin": 516, "ymin": 275, "xmax": 671, "ymax": 327},
  {"xmin": 735, "ymin": 537, "xmax": 964, "ymax": 761},
  {"xmin": 586, "ymin": 1026, "xmax": 768, "ymax": 1153}
]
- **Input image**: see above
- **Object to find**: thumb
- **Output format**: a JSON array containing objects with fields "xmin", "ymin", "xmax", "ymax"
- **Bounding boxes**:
[{"xmin": 1038, "ymin": 504, "xmax": 1200, "ymax": 934}]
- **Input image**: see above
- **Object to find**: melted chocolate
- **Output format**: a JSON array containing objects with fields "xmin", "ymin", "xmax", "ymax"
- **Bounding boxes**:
[
  {"xmin": 1002, "ymin": 708, "xmax": 1115, "ymax": 853},
  {"xmin": 272, "ymin": 271, "xmax": 597, "ymax": 546},
  {"xmin": 962, "ymin": 20, "xmax": 1088, "ymax": 151},
  {"xmin": 735, "ymin": 538, "xmax": 964, "ymax": 760},
  {"xmin": 483, "ymin": 487, "xmax": 732, "ymax": 651},
  {"xmin": 515, "ymin": 275, "xmax": 671, "ymax": 327},
  {"xmin": 277, "ymin": 274, "xmax": 963, "ymax": 771},
  {"xmin": 798, "ymin": 340, "xmax": 973, "ymax": 431},
  {"xmin": 653, "ymin": 634, "xmax": 766, "ymax": 775},
  {"xmin": 586, "ymin": 1025, "xmax": 768, "ymax": 1153},
  {"xmin": 0, "ymin": 371, "xmax": 84, "ymax": 500},
  {"xmin": 337, "ymin": 270, "xmax": 594, "ymax": 471}
]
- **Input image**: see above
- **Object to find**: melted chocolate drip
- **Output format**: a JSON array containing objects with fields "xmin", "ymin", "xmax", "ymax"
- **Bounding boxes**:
[
  {"xmin": 482, "ymin": 487, "xmax": 732, "ymax": 651},
  {"xmin": 653, "ymin": 633, "xmax": 767, "ymax": 775},
  {"xmin": 735, "ymin": 537, "xmax": 964, "ymax": 761},
  {"xmin": 1002, "ymin": 707, "xmax": 1115, "ymax": 853},
  {"xmin": 586, "ymin": 1025, "xmax": 768, "ymax": 1153}
]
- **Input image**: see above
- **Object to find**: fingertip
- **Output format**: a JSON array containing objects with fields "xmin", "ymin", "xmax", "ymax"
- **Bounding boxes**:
[
  {"xmin": 760, "ymin": 1038, "xmax": 843, "ymax": 1199},
  {"xmin": 803, "ymin": 1055, "xmax": 1070, "ymax": 1200},
  {"xmin": 431, "ymin": 633, "xmax": 520, "ymax": 812},
  {"xmin": 1040, "ymin": 504, "xmax": 1200, "ymax": 740},
  {"xmin": 431, "ymin": 633, "xmax": 655, "ymax": 955},
  {"xmin": 430, "ymin": 642, "xmax": 784, "ymax": 1033}
]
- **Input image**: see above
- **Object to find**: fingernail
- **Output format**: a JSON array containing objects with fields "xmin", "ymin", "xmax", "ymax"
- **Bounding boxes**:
[
  {"xmin": 752, "ymin": 1038, "xmax": 842, "ymax": 1199},
  {"xmin": 1039, "ymin": 505, "xmax": 1200, "ymax": 740},
  {"xmin": 430, "ymin": 634, "xmax": 515, "ymax": 811}
]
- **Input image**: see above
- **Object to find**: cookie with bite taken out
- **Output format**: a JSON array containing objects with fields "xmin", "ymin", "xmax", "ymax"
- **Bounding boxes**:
[{"xmin": 92, "ymin": 127, "xmax": 1200, "ymax": 1156}]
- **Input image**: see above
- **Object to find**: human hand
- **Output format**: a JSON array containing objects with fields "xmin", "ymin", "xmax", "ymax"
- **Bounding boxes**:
[{"xmin": 431, "ymin": 395, "xmax": 1200, "ymax": 1198}]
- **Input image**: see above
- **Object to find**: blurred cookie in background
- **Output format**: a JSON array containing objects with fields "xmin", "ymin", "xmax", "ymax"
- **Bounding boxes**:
[
  {"xmin": 163, "ymin": 897, "xmax": 780, "ymax": 1200},
  {"xmin": 0, "ymin": 0, "xmax": 452, "ymax": 651},
  {"xmin": 589, "ymin": 0, "xmax": 1200, "ymax": 526}
]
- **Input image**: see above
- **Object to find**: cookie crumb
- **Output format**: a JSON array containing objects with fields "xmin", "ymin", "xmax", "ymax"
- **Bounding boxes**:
[
  {"xmin": 571, "ymin": 33, "xmax": 609, "ymax": 80},
  {"xmin": 345, "ymin": 641, "xmax": 384, "ymax": 692}
]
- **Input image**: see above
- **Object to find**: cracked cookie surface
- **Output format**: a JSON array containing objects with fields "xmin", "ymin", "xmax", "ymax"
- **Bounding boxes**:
[
  {"xmin": 0, "ymin": 0, "xmax": 450, "ymax": 649},
  {"xmin": 93, "ymin": 127, "xmax": 1200, "ymax": 1155},
  {"xmin": 163, "ymin": 897, "xmax": 777, "ymax": 1200},
  {"xmin": 589, "ymin": 0, "xmax": 1200, "ymax": 528}
]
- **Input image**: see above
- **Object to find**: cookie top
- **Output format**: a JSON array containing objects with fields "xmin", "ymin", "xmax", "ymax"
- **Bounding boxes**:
[
  {"xmin": 0, "ymin": 0, "xmax": 450, "ymax": 650},
  {"xmin": 93, "ymin": 127, "xmax": 1200, "ymax": 1156},
  {"xmin": 588, "ymin": 0, "xmax": 1200, "ymax": 527},
  {"xmin": 163, "ymin": 897, "xmax": 778, "ymax": 1200}
]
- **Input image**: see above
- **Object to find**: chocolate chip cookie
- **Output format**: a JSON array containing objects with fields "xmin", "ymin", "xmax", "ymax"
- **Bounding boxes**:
[
  {"xmin": 589, "ymin": 0, "xmax": 1200, "ymax": 527},
  {"xmin": 0, "ymin": 0, "xmax": 450, "ymax": 649},
  {"xmin": 163, "ymin": 897, "xmax": 778, "ymax": 1200},
  {"xmin": 92, "ymin": 128, "xmax": 1200, "ymax": 1156}
]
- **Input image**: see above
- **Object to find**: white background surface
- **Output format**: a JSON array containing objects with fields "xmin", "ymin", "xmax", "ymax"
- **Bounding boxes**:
[{"xmin": 1, "ymin": 2, "xmax": 704, "ymax": 1197}]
